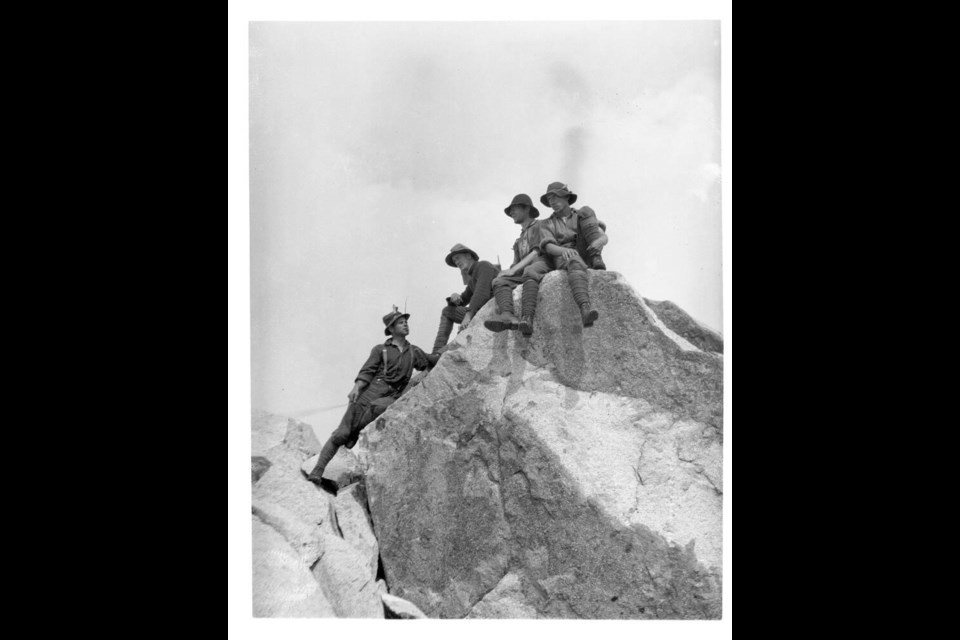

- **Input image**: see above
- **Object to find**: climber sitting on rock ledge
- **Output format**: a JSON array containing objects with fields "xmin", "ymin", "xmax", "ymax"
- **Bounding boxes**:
[
  {"xmin": 484, "ymin": 193, "xmax": 547, "ymax": 334},
  {"xmin": 534, "ymin": 181, "xmax": 605, "ymax": 328},
  {"xmin": 306, "ymin": 308, "xmax": 438, "ymax": 493},
  {"xmin": 432, "ymin": 243, "xmax": 499, "ymax": 354}
]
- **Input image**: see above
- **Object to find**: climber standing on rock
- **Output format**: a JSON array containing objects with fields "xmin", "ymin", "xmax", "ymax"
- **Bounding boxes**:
[
  {"xmin": 431, "ymin": 243, "xmax": 498, "ymax": 354},
  {"xmin": 535, "ymin": 181, "xmax": 605, "ymax": 329},
  {"xmin": 484, "ymin": 194, "xmax": 548, "ymax": 334},
  {"xmin": 306, "ymin": 309, "xmax": 438, "ymax": 493}
]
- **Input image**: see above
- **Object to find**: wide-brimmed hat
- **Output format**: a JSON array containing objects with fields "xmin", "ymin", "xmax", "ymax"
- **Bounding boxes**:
[
  {"xmin": 539, "ymin": 181, "xmax": 578, "ymax": 206},
  {"xmin": 383, "ymin": 309, "xmax": 410, "ymax": 335},
  {"xmin": 444, "ymin": 243, "xmax": 480, "ymax": 267},
  {"xmin": 503, "ymin": 194, "xmax": 540, "ymax": 219}
]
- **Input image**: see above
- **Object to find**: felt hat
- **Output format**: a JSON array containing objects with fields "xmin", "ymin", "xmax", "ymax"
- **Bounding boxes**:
[
  {"xmin": 382, "ymin": 309, "xmax": 410, "ymax": 336},
  {"xmin": 503, "ymin": 193, "xmax": 540, "ymax": 219},
  {"xmin": 539, "ymin": 181, "xmax": 578, "ymax": 207},
  {"xmin": 444, "ymin": 243, "xmax": 480, "ymax": 267}
]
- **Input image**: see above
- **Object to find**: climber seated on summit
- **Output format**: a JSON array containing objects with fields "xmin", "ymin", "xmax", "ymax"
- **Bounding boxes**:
[
  {"xmin": 431, "ymin": 243, "xmax": 498, "ymax": 354},
  {"xmin": 511, "ymin": 181, "xmax": 608, "ymax": 331},
  {"xmin": 484, "ymin": 193, "xmax": 549, "ymax": 334}
]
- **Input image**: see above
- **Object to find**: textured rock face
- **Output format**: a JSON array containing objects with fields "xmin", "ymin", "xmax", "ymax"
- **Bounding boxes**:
[
  {"xmin": 358, "ymin": 271, "xmax": 722, "ymax": 619},
  {"xmin": 643, "ymin": 298, "xmax": 723, "ymax": 354},
  {"xmin": 334, "ymin": 483, "xmax": 380, "ymax": 577},
  {"xmin": 252, "ymin": 517, "xmax": 335, "ymax": 617},
  {"xmin": 467, "ymin": 572, "xmax": 538, "ymax": 618},
  {"xmin": 251, "ymin": 411, "xmax": 382, "ymax": 618}
]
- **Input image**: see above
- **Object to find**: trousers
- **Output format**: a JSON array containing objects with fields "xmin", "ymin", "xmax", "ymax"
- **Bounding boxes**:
[{"xmin": 308, "ymin": 378, "xmax": 402, "ymax": 479}]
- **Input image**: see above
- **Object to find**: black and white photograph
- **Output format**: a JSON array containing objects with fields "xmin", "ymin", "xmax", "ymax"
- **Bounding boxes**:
[{"xmin": 229, "ymin": 1, "xmax": 730, "ymax": 635}]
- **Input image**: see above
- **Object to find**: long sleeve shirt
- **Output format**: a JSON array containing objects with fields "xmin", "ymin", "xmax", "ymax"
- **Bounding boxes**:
[
  {"xmin": 511, "ymin": 220, "xmax": 543, "ymax": 267},
  {"xmin": 459, "ymin": 260, "xmax": 498, "ymax": 314},
  {"xmin": 355, "ymin": 338, "xmax": 438, "ymax": 390},
  {"xmin": 538, "ymin": 205, "xmax": 602, "ymax": 253}
]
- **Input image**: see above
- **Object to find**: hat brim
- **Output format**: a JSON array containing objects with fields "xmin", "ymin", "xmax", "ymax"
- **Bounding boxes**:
[
  {"xmin": 503, "ymin": 204, "xmax": 540, "ymax": 219},
  {"xmin": 384, "ymin": 313, "xmax": 411, "ymax": 335},
  {"xmin": 445, "ymin": 249, "xmax": 480, "ymax": 267},
  {"xmin": 539, "ymin": 191, "xmax": 578, "ymax": 207}
]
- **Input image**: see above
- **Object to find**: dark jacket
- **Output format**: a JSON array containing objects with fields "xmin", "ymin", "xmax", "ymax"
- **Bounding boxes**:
[
  {"xmin": 355, "ymin": 338, "xmax": 437, "ymax": 390},
  {"xmin": 459, "ymin": 260, "xmax": 498, "ymax": 314}
]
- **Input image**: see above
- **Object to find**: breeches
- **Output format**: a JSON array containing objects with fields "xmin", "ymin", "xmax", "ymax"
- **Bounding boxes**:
[{"xmin": 329, "ymin": 378, "xmax": 401, "ymax": 448}]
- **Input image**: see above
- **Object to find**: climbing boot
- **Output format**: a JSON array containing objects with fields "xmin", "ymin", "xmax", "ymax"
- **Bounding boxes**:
[
  {"xmin": 580, "ymin": 303, "xmax": 599, "ymax": 327},
  {"xmin": 518, "ymin": 315, "xmax": 534, "ymax": 336},
  {"xmin": 484, "ymin": 312, "xmax": 519, "ymax": 333},
  {"xmin": 591, "ymin": 254, "xmax": 606, "ymax": 270}
]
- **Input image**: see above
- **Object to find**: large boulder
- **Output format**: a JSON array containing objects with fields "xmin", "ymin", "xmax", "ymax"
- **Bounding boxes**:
[
  {"xmin": 334, "ymin": 482, "xmax": 380, "ymax": 577},
  {"xmin": 252, "ymin": 517, "xmax": 334, "ymax": 617},
  {"xmin": 358, "ymin": 271, "xmax": 722, "ymax": 619},
  {"xmin": 251, "ymin": 411, "xmax": 383, "ymax": 618},
  {"xmin": 252, "ymin": 413, "xmax": 334, "ymax": 528},
  {"xmin": 309, "ymin": 525, "xmax": 384, "ymax": 618}
]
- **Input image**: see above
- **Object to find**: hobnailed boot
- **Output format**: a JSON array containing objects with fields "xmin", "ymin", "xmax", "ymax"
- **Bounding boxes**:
[
  {"xmin": 580, "ymin": 303, "xmax": 599, "ymax": 327},
  {"xmin": 518, "ymin": 315, "xmax": 534, "ymax": 336},
  {"xmin": 590, "ymin": 253, "xmax": 606, "ymax": 270},
  {"xmin": 306, "ymin": 464, "xmax": 339, "ymax": 495},
  {"xmin": 484, "ymin": 312, "xmax": 519, "ymax": 332}
]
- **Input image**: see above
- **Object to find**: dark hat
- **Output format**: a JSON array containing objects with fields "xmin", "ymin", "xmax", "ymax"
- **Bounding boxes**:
[
  {"xmin": 444, "ymin": 243, "xmax": 480, "ymax": 267},
  {"xmin": 383, "ymin": 309, "xmax": 410, "ymax": 336},
  {"xmin": 503, "ymin": 194, "xmax": 540, "ymax": 219},
  {"xmin": 539, "ymin": 181, "xmax": 578, "ymax": 207}
]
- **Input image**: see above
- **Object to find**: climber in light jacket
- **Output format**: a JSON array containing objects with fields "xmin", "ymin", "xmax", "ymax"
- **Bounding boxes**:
[
  {"xmin": 484, "ymin": 193, "xmax": 548, "ymax": 333},
  {"xmin": 510, "ymin": 182, "xmax": 607, "ymax": 334},
  {"xmin": 306, "ymin": 309, "xmax": 438, "ymax": 492}
]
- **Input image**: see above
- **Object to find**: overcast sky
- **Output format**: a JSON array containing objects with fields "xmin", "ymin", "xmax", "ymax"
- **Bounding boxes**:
[{"xmin": 248, "ymin": 20, "xmax": 721, "ymax": 440}]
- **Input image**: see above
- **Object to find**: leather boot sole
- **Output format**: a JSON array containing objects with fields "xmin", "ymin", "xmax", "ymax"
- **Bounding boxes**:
[{"xmin": 484, "ymin": 316, "xmax": 516, "ymax": 332}]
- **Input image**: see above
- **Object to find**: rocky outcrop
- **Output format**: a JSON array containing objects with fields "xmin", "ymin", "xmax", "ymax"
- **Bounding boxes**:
[
  {"xmin": 251, "ymin": 411, "xmax": 383, "ymax": 618},
  {"xmin": 643, "ymin": 298, "xmax": 723, "ymax": 354},
  {"xmin": 357, "ymin": 270, "xmax": 722, "ymax": 619}
]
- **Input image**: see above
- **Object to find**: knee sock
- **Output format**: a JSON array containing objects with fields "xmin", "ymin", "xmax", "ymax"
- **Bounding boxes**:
[
  {"xmin": 433, "ymin": 314, "xmax": 454, "ymax": 353},
  {"xmin": 568, "ymin": 266, "xmax": 591, "ymax": 307},
  {"xmin": 494, "ymin": 285, "xmax": 515, "ymax": 316},
  {"xmin": 521, "ymin": 279, "xmax": 540, "ymax": 317}
]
